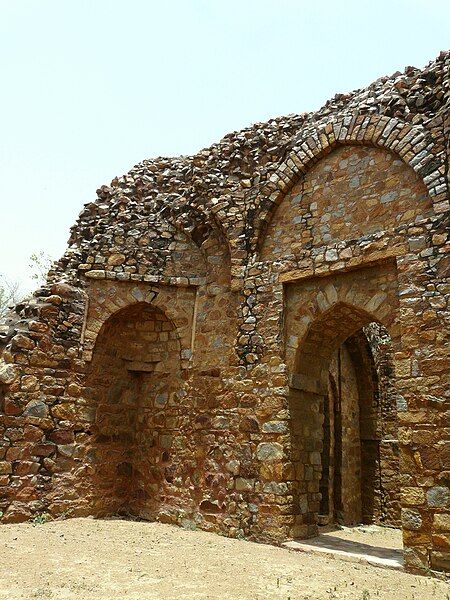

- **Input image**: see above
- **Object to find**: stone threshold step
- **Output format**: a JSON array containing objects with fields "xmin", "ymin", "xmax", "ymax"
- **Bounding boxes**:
[{"xmin": 283, "ymin": 539, "xmax": 404, "ymax": 571}]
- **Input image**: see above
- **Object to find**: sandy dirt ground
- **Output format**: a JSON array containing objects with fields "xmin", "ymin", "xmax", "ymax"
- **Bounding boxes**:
[{"xmin": 0, "ymin": 518, "xmax": 448, "ymax": 600}]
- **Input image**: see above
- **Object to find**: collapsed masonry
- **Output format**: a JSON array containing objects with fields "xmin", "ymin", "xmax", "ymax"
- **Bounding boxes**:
[{"xmin": 0, "ymin": 52, "xmax": 449, "ymax": 575}]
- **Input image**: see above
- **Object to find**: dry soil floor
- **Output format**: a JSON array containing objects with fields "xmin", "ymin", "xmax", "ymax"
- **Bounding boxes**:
[{"xmin": 0, "ymin": 518, "xmax": 448, "ymax": 599}]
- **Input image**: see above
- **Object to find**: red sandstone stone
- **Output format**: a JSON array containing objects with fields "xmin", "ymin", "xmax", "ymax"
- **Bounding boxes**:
[
  {"xmin": 48, "ymin": 430, "xmax": 75, "ymax": 444},
  {"xmin": 31, "ymin": 443, "xmax": 56, "ymax": 457},
  {"xmin": 3, "ymin": 398, "xmax": 22, "ymax": 416}
]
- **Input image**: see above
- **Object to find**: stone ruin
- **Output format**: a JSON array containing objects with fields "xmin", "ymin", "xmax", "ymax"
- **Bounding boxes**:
[{"xmin": 0, "ymin": 51, "xmax": 449, "ymax": 576}]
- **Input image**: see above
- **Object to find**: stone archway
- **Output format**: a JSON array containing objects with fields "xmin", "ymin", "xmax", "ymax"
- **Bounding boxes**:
[
  {"xmin": 85, "ymin": 301, "xmax": 185, "ymax": 519},
  {"xmin": 287, "ymin": 302, "xmax": 386, "ymax": 538},
  {"xmin": 283, "ymin": 260, "xmax": 401, "ymax": 540},
  {"xmin": 317, "ymin": 324, "xmax": 400, "ymax": 529},
  {"xmin": 252, "ymin": 115, "xmax": 446, "ymax": 261}
]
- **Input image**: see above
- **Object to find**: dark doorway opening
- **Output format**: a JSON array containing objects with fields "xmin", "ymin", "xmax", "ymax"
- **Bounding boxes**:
[{"xmin": 318, "ymin": 323, "xmax": 399, "ymax": 528}]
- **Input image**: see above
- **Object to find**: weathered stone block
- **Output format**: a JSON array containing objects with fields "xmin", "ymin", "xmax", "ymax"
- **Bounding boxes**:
[
  {"xmin": 256, "ymin": 443, "xmax": 283, "ymax": 462},
  {"xmin": 23, "ymin": 400, "xmax": 49, "ymax": 419},
  {"xmin": 0, "ymin": 462, "xmax": 12, "ymax": 475},
  {"xmin": 0, "ymin": 362, "xmax": 20, "ymax": 385},
  {"xmin": 434, "ymin": 513, "xmax": 450, "ymax": 532},
  {"xmin": 401, "ymin": 487, "xmax": 425, "ymax": 506},
  {"xmin": 430, "ymin": 551, "xmax": 450, "ymax": 572},
  {"xmin": 402, "ymin": 508, "xmax": 423, "ymax": 530},
  {"xmin": 427, "ymin": 487, "xmax": 449, "ymax": 508},
  {"xmin": 235, "ymin": 477, "xmax": 254, "ymax": 491}
]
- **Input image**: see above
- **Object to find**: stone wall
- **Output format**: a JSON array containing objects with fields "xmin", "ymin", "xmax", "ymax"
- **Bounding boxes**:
[
  {"xmin": 363, "ymin": 323, "xmax": 401, "ymax": 526},
  {"xmin": 329, "ymin": 345, "xmax": 362, "ymax": 526},
  {"xmin": 260, "ymin": 145, "xmax": 433, "ymax": 261},
  {"xmin": 0, "ymin": 51, "xmax": 449, "ymax": 575}
]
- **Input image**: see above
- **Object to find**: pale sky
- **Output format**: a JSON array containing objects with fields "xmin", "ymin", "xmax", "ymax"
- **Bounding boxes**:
[{"xmin": 1, "ymin": 0, "xmax": 449, "ymax": 293}]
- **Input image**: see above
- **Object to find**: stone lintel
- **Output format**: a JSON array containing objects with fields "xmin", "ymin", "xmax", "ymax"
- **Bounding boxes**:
[
  {"xmin": 290, "ymin": 373, "xmax": 327, "ymax": 395},
  {"xmin": 279, "ymin": 248, "xmax": 404, "ymax": 284}
]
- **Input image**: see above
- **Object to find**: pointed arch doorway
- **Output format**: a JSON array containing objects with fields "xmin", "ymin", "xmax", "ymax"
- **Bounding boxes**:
[
  {"xmin": 318, "ymin": 322, "xmax": 399, "ymax": 528},
  {"xmin": 284, "ymin": 263, "xmax": 401, "ymax": 540}
]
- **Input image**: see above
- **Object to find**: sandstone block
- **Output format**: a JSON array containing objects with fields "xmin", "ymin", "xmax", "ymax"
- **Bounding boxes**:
[
  {"xmin": 0, "ymin": 362, "xmax": 20, "ymax": 385},
  {"xmin": 23, "ymin": 400, "xmax": 49, "ymax": 419},
  {"xmin": 256, "ymin": 443, "xmax": 283, "ymax": 462},
  {"xmin": 402, "ymin": 508, "xmax": 423, "ymax": 530},
  {"xmin": 427, "ymin": 486, "xmax": 449, "ymax": 508},
  {"xmin": 401, "ymin": 487, "xmax": 425, "ymax": 506},
  {"xmin": 434, "ymin": 513, "xmax": 450, "ymax": 532},
  {"xmin": 0, "ymin": 462, "xmax": 12, "ymax": 475},
  {"xmin": 2, "ymin": 502, "xmax": 32, "ymax": 524}
]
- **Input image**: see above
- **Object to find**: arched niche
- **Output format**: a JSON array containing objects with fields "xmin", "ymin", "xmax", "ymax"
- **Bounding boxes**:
[
  {"xmin": 260, "ymin": 145, "xmax": 433, "ymax": 262},
  {"xmin": 157, "ymin": 204, "xmax": 232, "ymax": 288},
  {"xmin": 85, "ymin": 301, "xmax": 186, "ymax": 519},
  {"xmin": 251, "ymin": 113, "xmax": 446, "ymax": 262}
]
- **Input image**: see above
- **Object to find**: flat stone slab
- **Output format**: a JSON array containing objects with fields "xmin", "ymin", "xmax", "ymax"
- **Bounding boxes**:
[{"xmin": 283, "ymin": 526, "xmax": 404, "ymax": 571}]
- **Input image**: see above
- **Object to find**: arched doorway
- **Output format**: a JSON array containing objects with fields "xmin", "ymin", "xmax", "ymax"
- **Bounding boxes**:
[
  {"xmin": 85, "ymin": 302, "xmax": 184, "ymax": 519},
  {"xmin": 318, "ymin": 323, "xmax": 400, "ymax": 528},
  {"xmin": 288, "ymin": 302, "xmax": 399, "ymax": 539}
]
